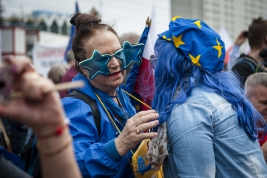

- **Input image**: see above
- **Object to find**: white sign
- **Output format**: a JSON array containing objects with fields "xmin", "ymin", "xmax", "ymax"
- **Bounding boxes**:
[{"xmin": 32, "ymin": 42, "xmax": 67, "ymax": 77}]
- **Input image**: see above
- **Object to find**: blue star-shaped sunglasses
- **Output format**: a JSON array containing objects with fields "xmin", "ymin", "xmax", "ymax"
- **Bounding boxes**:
[{"xmin": 79, "ymin": 41, "xmax": 144, "ymax": 79}]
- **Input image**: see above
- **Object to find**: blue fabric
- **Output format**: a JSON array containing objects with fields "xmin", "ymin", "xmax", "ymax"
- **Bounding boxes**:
[
  {"xmin": 64, "ymin": 2, "xmax": 79, "ymax": 62},
  {"xmin": 61, "ymin": 73, "xmax": 135, "ymax": 178},
  {"xmin": 104, "ymin": 139, "xmax": 122, "ymax": 162},
  {"xmin": 159, "ymin": 16, "xmax": 225, "ymax": 73},
  {"xmin": 94, "ymin": 86, "xmax": 135, "ymax": 124},
  {"xmin": 164, "ymin": 87, "xmax": 267, "ymax": 178},
  {"xmin": 0, "ymin": 146, "xmax": 25, "ymax": 170},
  {"xmin": 0, "ymin": 152, "xmax": 31, "ymax": 178}
]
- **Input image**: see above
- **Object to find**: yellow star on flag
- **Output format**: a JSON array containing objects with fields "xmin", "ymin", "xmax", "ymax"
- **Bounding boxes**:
[
  {"xmin": 189, "ymin": 53, "xmax": 201, "ymax": 66},
  {"xmin": 135, "ymin": 104, "xmax": 140, "ymax": 111},
  {"xmin": 212, "ymin": 38, "xmax": 223, "ymax": 58},
  {"xmin": 163, "ymin": 35, "xmax": 171, "ymax": 41},
  {"xmin": 172, "ymin": 16, "xmax": 182, "ymax": 21},
  {"xmin": 173, "ymin": 34, "xmax": 185, "ymax": 48},
  {"xmin": 193, "ymin": 20, "xmax": 202, "ymax": 29}
]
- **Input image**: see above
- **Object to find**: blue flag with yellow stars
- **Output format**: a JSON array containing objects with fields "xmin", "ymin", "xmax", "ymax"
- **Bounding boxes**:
[{"xmin": 159, "ymin": 16, "xmax": 225, "ymax": 73}]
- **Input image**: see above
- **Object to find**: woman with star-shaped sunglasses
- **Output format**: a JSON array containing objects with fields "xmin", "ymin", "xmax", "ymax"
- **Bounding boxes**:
[{"xmin": 59, "ymin": 13, "xmax": 159, "ymax": 178}]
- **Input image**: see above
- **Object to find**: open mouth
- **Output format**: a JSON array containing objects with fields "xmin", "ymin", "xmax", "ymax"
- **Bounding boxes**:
[{"xmin": 109, "ymin": 71, "xmax": 121, "ymax": 76}]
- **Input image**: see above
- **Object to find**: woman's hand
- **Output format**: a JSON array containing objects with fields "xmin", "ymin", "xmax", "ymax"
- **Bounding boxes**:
[
  {"xmin": 115, "ymin": 110, "xmax": 159, "ymax": 156},
  {"xmin": 0, "ymin": 56, "xmax": 66, "ymax": 137}
]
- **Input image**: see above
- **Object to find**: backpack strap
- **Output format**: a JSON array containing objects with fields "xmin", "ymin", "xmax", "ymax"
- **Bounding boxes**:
[
  {"xmin": 67, "ymin": 90, "xmax": 101, "ymax": 137},
  {"xmin": 235, "ymin": 55, "xmax": 267, "ymax": 73},
  {"xmin": 242, "ymin": 56, "xmax": 267, "ymax": 73},
  {"xmin": 21, "ymin": 91, "xmax": 101, "ymax": 178}
]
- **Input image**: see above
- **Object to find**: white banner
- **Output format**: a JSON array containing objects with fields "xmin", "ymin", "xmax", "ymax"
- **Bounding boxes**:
[{"xmin": 32, "ymin": 42, "xmax": 67, "ymax": 77}]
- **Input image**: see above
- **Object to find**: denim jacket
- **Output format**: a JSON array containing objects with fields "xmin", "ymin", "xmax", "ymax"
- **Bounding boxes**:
[{"xmin": 164, "ymin": 87, "xmax": 267, "ymax": 178}]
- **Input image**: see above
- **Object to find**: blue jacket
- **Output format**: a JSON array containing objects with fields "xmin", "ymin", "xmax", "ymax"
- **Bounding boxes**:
[{"xmin": 62, "ymin": 73, "xmax": 135, "ymax": 178}]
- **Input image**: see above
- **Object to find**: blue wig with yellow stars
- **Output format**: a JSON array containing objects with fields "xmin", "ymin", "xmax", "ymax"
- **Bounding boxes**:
[{"xmin": 152, "ymin": 16, "xmax": 266, "ymax": 140}]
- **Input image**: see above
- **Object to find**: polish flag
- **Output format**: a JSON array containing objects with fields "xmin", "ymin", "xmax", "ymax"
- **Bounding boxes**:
[{"xmin": 126, "ymin": 9, "xmax": 157, "ymax": 111}]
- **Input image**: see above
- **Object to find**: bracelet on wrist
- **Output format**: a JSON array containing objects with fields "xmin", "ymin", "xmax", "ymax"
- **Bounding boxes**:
[
  {"xmin": 36, "ymin": 136, "xmax": 72, "ymax": 157},
  {"xmin": 37, "ymin": 118, "xmax": 69, "ymax": 140}
]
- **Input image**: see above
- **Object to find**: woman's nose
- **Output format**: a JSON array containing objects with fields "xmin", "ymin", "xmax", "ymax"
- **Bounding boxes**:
[{"xmin": 109, "ymin": 57, "xmax": 121, "ymax": 68}]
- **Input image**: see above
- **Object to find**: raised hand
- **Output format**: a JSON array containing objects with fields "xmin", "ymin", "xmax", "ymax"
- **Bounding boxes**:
[
  {"xmin": 115, "ymin": 110, "xmax": 159, "ymax": 156},
  {"xmin": 0, "ymin": 56, "xmax": 66, "ymax": 137}
]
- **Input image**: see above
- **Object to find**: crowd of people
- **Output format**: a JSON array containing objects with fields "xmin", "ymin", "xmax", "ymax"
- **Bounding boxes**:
[
  {"xmin": 230, "ymin": 17, "xmax": 267, "ymax": 86},
  {"xmin": 0, "ymin": 11, "xmax": 267, "ymax": 178}
]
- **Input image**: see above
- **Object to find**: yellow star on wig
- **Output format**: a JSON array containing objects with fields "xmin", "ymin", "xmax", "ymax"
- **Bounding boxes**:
[
  {"xmin": 189, "ymin": 53, "xmax": 201, "ymax": 66},
  {"xmin": 172, "ymin": 16, "xmax": 182, "ymax": 21},
  {"xmin": 163, "ymin": 35, "xmax": 171, "ymax": 41},
  {"xmin": 173, "ymin": 34, "xmax": 185, "ymax": 48},
  {"xmin": 212, "ymin": 38, "xmax": 223, "ymax": 58},
  {"xmin": 193, "ymin": 20, "xmax": 202, "ymax": 29}
]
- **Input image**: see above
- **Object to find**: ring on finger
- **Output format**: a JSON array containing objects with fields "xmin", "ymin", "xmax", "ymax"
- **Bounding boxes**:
[{"xmin": 136, "ymin": 126, "xmax": 141, "ymax": 134}]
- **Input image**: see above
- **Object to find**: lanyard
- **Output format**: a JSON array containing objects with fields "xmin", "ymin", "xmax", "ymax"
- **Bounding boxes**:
[
  {"xmin": 121, "ymin": 89, "xmax": 152, "ymax": 109},
  {"xmin": 94, "ymin": 92, "xmax": 134, "ymax": 156}
]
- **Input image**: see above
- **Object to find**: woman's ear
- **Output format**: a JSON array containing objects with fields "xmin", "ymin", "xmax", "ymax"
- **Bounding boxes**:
[{"xmin": 80, "ymin": 68, "xmax": 89, "ymax": 78}]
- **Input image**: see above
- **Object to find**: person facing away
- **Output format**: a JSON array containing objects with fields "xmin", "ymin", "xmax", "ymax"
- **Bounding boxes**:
[
  {"xmin": 245, "ymin": 73, "xmax": 267, "ymax": 145},
  {"xmin": 148, "ymin": 16, "xmax": 267, "ymax": 177},
  {"xmin": 59, "ymin": 50, "xmax": 79, "ymax": 98},
  {"xmin": 61, "ymin": 13, "xmax": 159, "ymax": 178},
  {"xmin": 231, "ymin": 17, "xmax": 267, "ymax": 86}
]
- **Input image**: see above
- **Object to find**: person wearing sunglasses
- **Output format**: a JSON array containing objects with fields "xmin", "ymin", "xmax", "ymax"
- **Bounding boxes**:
[{"xmin": 60, "ymin": 13, "xmax": 159, "ymax": 178}]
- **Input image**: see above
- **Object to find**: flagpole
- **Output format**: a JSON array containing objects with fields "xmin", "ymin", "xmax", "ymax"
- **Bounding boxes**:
[{"xmin": 64, "ymin": 2, "xmax": 79, "ymax": 62}]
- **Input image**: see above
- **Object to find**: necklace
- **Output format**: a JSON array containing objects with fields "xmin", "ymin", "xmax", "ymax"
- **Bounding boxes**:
[
  {"xmin": 116, "ymin": 95, "xmax": 129, "ymax": 119},
  {"xmin": 109, "ymin": 95, "xmax": 118, "ymax": 98}
]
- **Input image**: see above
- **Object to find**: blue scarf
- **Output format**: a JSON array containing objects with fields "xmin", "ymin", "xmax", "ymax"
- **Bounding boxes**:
[{"xmin": 94, "ymin": 86, "xmax": 135, "ymax": 124}]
